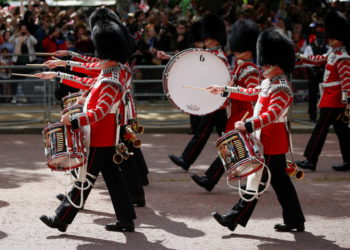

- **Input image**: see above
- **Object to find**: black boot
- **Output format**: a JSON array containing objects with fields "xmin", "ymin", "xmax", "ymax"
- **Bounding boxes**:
[
  {"xmin": 212, "ymin": 192, "xmax": 257, "ymax": 231},
  {"xmin": 105, "ymin": 221, "xmax": 135, "ymax": 232},
  {"xmin": 56, "ymin": 193, "xmax": 65, "ymax": 201},
  {"xmin": 190, "ymin": 174, "xmax": 214, "ymax": 192},
  {"xmin": 212, "ymin": 212, "xmax": 238, "ymax": 231},
  {"xmin": 296, "ymin": 160, "xmax": 316, "ymax": 171},
  {"xmin": 332, "ymin": 162, "xmax": 350, "ymax": 171},
  {"xmin": 39, "ymin": 215, "xmax": 68, "ymax": 232},
  {"xmin": 142, "ymin": 175, "xmax": 149, "ymax": 186},
  {"xmin": 274, "ymin": 223, "xmax": 305, "ymax": 232},
  {"xmin": 132, "ymin": 196, "xmax": 146, "ymax": 207},
  {"xmin": 168, "ymin": 154, "xmax": 189, "ymax": 171}
]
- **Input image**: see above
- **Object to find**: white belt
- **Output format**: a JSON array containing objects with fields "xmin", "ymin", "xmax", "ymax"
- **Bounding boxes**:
[
  {"xmin": 322, "ymin": 81, "xmax": 341, "ymax": 87},
  {"xmin": 274, "ymin": 116, "xmax": 287, "ymax": 123}
]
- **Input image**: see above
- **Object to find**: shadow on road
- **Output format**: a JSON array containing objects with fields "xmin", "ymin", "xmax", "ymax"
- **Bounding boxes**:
[
  {"xmin": 0, "ymin": 171, "xmax": 47, "ymax": 189},
  {"xmin": 0, "ymin": 200, "xmax": 9, "ymax": 208},
  {"xmin": 0, "ymin": 231, "xmax": 7, "ymax": 240},
  {"xmin": 48, "ymin": 232, "xmax": 175, "ymax": 250},
  {"xmin": 81, "ymin": 207, "xmax": 205, "ymax": 238},
  {"xmin": 223, "ymin": 231, "xmax": 346, "ymax": 249}
]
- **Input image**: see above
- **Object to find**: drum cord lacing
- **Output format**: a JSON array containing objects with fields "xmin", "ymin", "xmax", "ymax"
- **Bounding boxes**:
[{"xmin": 226, "ymin": 158, "xmax": 271, "ymax": 202}]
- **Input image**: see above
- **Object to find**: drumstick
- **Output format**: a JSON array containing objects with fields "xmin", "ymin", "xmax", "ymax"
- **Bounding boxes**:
[
  {"xmin": 26, "ymin": 64, "xmax": 46, "ymax": 67},
  {"xmin": 12, "ymin": 73, "xmax": 41, "ymax": 78},
  {"xmin": 241, "ymin": 111, "xmax": 250, "ymax": 121},
  {"xmin": 51, "ymin": 56, "xmax": 61, "ymax": 60},
  {"xmin": 182, "ymin": 85, "xmax": 208, "ymax": 91},
  {"xmin": 35, "ymin": 52, "xmax": 54, "ymax": 56}
]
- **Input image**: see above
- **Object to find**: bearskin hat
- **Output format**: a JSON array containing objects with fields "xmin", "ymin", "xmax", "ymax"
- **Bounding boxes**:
[
  {"xmin": 229, "ymin": 19, "xmax": 259, "ymax": 56},
  {"xmin": 257, "ymin": 28, "xmax": 295, "ymax": 74},
  {"xmin": 92, "ymin": 20, "xmax": 129, "ymax": 64},
  {"xmin": 325, "ymin": 9, "xmax": 350, "ymax": 44},
  {"xmin": 190, "ymin": 20, "xmax": 202, "ymax": 44},
  {"xmin": 89, "ymin": 8, "xmax": 120, "ymax": 30},
  {"xmin": 201, "ymin": 13, "xmax": 227, "ymax": 47}
]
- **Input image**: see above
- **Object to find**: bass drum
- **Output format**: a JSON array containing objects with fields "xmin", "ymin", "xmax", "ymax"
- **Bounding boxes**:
[{"xmin": 163, "ymin": 49, "xmax": 230, "ymax": 115}]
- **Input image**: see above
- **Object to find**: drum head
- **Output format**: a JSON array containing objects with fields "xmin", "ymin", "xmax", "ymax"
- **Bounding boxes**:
[{"xmin": 163, "ymin": 49, "xmax": 230, "ymax": 115}]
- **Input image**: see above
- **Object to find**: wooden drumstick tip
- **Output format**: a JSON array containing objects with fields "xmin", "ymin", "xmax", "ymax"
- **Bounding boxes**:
[
  {"xmin": 35, "ymin": 52, "xmax": 54, "ymax": 56},
  {"xmin": 26, "ymin": 64, "xmax": 46, "ymax": 67},
  {"xmin": 241, "ymin": 111, "xmax": 250, "ymax": 121},
  {"xmin": 11, "ymin": 73, "xmax": 40, "ymax": 78},
  {"xmin": 181, "ymin": 85, "xmax": 208, "ymax": 91}
]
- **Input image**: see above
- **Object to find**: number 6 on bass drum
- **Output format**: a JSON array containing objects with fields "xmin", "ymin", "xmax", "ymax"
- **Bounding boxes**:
[{"xmin": 163, "ymin": 48, "xmax": 231, "ymax": 115}]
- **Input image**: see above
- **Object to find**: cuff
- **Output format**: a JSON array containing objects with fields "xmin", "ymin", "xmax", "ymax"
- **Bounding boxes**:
[
  {"xmin": 68, "ymin": 51, "xmax": 81, "ymax": 58},
  {"xmin": 221, "ymin": 85, "xmax": 229, "ymax": 97},
  {"xmin": 70, "ymin": 117, "xmax": 80, "ymax": 129},
  {"xmin": 67, "ymin": 60, "xmax": 83, "ymax": 68},
  {"xmin": 57, "ymin": 72, "xmax": 74, "ymax": 81},
  {"xmin": 245, "ymin": 121, "xmax": 254, "ymax": 133},
  {"xmin": 342, "ymin": 90, "xmax": 350, "ymax": 104}
]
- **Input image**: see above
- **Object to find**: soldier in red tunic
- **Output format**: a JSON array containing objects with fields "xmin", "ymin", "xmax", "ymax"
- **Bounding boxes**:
[
  {"xmin": 190, "ymin": 19, "xmax": 261, "ymax": 192},
  {"xmin": 207, "ymin": 28, "xmax": 305, "ymax": 232},
  {"xmin": 37, "ymin": 18, "xmax": 137, "ymax": 232},
  {"xmin": 296, "ymin": 9, "xmax": 350, "ymax": 172}
]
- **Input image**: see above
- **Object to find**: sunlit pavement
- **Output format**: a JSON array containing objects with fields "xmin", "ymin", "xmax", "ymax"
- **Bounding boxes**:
[{"xmin": 0, "ymin": 133, "xmax": 349, "ymax": 250}]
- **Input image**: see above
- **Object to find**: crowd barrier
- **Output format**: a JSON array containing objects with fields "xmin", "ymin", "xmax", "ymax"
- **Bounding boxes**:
[{"xmin": 0, "ymin": 63, "xmax": 311, "ymax": 128}]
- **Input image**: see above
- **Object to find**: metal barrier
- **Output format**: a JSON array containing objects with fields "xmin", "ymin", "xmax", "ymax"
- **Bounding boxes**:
[{"xmin": 0, "ymin": 63, "xmax": 313, "ymax": 128}]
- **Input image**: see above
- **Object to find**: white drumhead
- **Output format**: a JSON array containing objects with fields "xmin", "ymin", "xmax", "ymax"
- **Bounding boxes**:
[{"xmin": 163, "ymin": 49, "xmax": 230, "ymax": 115}]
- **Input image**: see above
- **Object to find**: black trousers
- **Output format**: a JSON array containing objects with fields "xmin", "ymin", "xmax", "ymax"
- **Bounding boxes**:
[
  {"xmin": 190, "ymin": 114, "xmax": 202, "ymax": 134},
  {"xmin": 120, "ymin": 126, "xmax": 145, "ymax": 198},
  {"xmin": 119, "ymin": 154, "xmax": 145, "ymax": 199},
  {"xmin": 181, "ymin": 109, "xmax": 227, "ymax": 167},
  {"xmin": 304, "ymin": 107, "xmax": 350, "ymax": 165},
  {"xmin": 56, "ymin": 147, "xmax": 136, "ymax": 224},
  {"xmin": 205, "ymin": 157, "xmax": 225, "ymax": 185},
  {"xmin": 231, "ymin": 154, "xmax": 305, "ymax": 227},
  {"xmin": 130, "ymin": 146, "xmax": 149, "ymax": 180},
  {"xmin": 306, "ymin": 68, "xmax": 322, "ymax": 121}
]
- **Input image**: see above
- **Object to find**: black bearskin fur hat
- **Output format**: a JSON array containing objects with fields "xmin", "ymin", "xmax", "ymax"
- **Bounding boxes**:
[
  {"xmin": 201, "ymin": 13, "xmax": 227, "ymax": 47},
  {"xmin": 92, "ymin": 20, "xmax": 129, "ymax": 64},
  {"xmin": 89, "ymin": 8, "xmax": 120, "ymax": 29},
  {"xmin": 190, "ymin": 20, "xmax": 202, "ymax": 44},
  {"xmin": 257, "ymin": 28, "xmax": 295, "ymax": 74},
  {"xmin": 325, "ymin": 9, "xmax": 350, "ymax": 45},
  {"xmin": 230, "ymin": 19, "xmax": 259, "ymax": 56}
]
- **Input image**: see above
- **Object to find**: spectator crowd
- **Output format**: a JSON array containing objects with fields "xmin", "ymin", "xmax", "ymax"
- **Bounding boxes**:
[{"xmin": 1, "ymin": 0, "xmax": 350, "ymax": 104}]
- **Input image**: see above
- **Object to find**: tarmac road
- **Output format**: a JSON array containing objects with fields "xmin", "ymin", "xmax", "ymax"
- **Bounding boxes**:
[{"xmin": 0, "ymin": 133, "xmax": 349, "ymax": 250}]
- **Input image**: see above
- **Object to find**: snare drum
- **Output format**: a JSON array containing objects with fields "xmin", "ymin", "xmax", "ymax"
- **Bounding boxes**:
[
  {"xmin": 43, "ymin": 104, "xmax": 85, "ymax": 171},
  {"xmin": 62, "ymin": 92, "xmax": 81, "ymax": 108},
  {"xmin": 163, "ymin": 49, "xmax": 230, "ymax": 115},
  {"xmin": 43, "ymin": 122, "xmax": 85, "ymax": 171},
  {"xmin": 216, "ymin": 130, "xmax": 264, "ymax": 180}
]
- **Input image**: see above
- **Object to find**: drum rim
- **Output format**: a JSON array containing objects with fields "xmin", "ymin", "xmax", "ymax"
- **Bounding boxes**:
[
  {"xmin": 61, "ymin": 104, "xmax": 84, "ymax": 115},
  {"xmin": 162, "ymin": 48, "xmax": 229, "ymax": 116},
  {"xmin": 216, "ymin": 129, "xmax": 241, "ymax": 145},
  {"xmin": 62, "ymin": 92, "xmax": 82, "ymax": 101}
]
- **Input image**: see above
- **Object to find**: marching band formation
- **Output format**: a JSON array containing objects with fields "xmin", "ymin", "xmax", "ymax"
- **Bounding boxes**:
[{"xmin": 16, "ymin": 7, "xmax": 350, "ymax": 234}]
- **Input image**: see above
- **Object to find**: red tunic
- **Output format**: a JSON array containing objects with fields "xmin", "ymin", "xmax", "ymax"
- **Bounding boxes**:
[
  {"xmin": 225, "ymin": 61, "xmax": 260, "ymax": 132},
  {"xmin": 66, "ymin": 56, "xmax": 136, "ymax": 126},
  {"xmin": 299, "ymin": 47, "xmax": 350, "ymax": 107},
  {"xmin": 225, "ymin": 76, "xmax": 293, "ymax": 155},
  {"xmin": 57, "ymin": 65, "xmax": 128, "ymax": 147}
]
